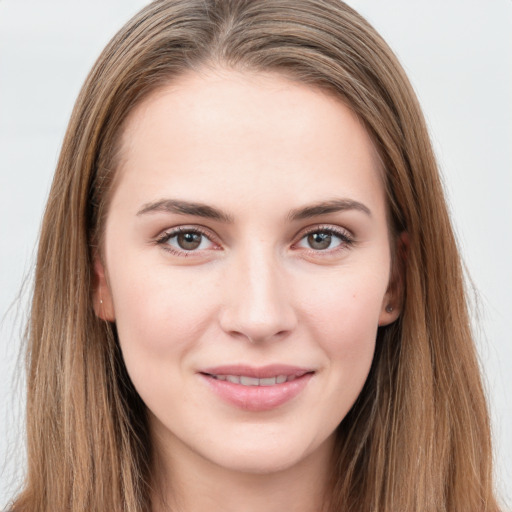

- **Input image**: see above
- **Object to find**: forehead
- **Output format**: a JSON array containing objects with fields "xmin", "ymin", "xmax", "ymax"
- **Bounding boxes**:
[{"xmin": 112, "ymin": 68, "xmax": 386, "ymax": 218}]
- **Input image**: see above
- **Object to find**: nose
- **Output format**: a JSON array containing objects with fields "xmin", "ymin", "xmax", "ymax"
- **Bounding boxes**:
[{"xmin": 218, "ymin": 246, "xmax": 297, "ymax": 344}]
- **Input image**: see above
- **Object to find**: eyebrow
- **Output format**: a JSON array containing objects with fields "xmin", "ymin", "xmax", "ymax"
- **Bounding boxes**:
[
  {"xmin": 137, "ymin": 197, "xmax": 371, "ymax": 222},
  {"xmin": 288, "ymin": 199, "xmax": 372, "ymax": 220},
  {"xmin": 137, "ymin": 199, "xmax": 234, "ymax": 222}
]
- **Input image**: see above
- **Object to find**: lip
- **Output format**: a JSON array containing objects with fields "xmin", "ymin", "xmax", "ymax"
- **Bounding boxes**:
[
  {"xmin": 201, "ymin": 364, "xmax": 312, "ymax": 379},
  {"xmin": 199, "ymin": 364, "xmax": 315, "ymax": 412}
]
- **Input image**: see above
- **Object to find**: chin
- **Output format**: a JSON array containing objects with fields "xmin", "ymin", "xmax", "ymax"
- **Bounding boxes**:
[
  {"xmin": 198, "ymin": 430, "xmax": 333, "ymax": 476},
  {"xmin": 211, "ymin": 451, "xmax": 306, "ymax": 475}
]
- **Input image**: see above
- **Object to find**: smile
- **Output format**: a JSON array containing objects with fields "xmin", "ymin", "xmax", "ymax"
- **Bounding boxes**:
[
  {"xmin": 207, "ymin": 374, "xmax": 297, "ymax": 386},
  {"xmin": 199, "ymin": 365, "xmax": 315, "ymax": 411}
]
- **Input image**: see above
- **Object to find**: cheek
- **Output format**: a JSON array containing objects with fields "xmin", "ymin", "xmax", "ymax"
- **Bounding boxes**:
[
  {"xmin": 107, "ymin": 264, "xmax": 219, "ymax": 413},
  {"xmin": 299, "ymin": 265, "xmax": 387, "ymax": 332},
  {"xmin": 295, "ymin": 265, "xmax": 388, "ymax": 374},
  {"xmin": 109, "ymin": 260, "xmax": 218, "ymax": 358}
]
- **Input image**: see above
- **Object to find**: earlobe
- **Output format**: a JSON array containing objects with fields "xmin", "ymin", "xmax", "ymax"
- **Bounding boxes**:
[
  {"xmin": 378, "ymin": 231, "xmax": 408, "ymax": 326},
  {"xmin": 93, "ymin": 255, "xmax": 115, "ymax": 322},
  {"xmin": 378, "ymin": 301, "xmax": 401, "ymax": 326}
]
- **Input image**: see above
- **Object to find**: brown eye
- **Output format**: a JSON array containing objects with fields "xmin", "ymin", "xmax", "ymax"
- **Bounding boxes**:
[
  {"xmin": 295, "ymin": 227, "xmax": 352, "ymax": 253},
  {"xmin": 307, "ymin": 232, "xmax": 333, "ymax": 250},
  {"xmin": 157, "ymin": 228, "xmax": 216, "ymax": 254},
  {"xmin": 177, "ymin": 232, "xmax": 202, "ymax": 250}
]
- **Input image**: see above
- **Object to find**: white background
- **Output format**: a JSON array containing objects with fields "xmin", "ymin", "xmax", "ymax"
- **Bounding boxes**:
[{"xmin": 0, "ymin": 0, "xmax": 511, "ymax": 507}]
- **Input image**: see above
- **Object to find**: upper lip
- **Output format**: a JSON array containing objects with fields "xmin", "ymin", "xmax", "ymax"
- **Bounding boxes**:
[{"xmin": 199, "ymin": 364, "xmax": 314, "ymax": 379}]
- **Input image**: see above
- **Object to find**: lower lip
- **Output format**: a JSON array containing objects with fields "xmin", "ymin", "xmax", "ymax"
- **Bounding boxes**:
[{"xmin": 200, "ymin": 373, "xmax": 314, "ymax": 412}]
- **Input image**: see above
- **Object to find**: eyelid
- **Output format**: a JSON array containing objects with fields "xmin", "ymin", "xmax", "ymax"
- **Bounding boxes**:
[
  {"xmin": 291, "ymin": 224, "xmax": 355, "ymax": 253},
  {"xmin": 154, "ymin": 225, "xmax": 221, "ymax": 255},
  {"xmin": 294, "ymin": 223, "xmax": 354, "ymax": 241}
]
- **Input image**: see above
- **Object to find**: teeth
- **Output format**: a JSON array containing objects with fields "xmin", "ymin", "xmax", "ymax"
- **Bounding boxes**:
[
  {"xmin": 240, "ymin": 376, "xmax": 260, "ymax": 386},
  {"xmin": 213, "ymin": 374, "xmax": 298, "ymax": 386}
]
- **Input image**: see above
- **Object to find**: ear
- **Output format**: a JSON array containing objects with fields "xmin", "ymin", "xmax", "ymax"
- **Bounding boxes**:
[
  {"xmin": 92, "ymin": 254, "xmax": 116, "ymax": 322},
  {"xmin": 378, "ymin": 231, "xmax": 408, "ymax": 326}
]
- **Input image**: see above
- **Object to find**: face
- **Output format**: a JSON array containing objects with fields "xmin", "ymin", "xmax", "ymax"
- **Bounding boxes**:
[{"xmin": 95, "ymin": 69, "xmax": 400, "ymax": 477}]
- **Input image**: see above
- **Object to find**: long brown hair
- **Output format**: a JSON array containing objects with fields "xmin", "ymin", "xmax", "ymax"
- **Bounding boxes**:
[{"xmin": 10, "ymin": 1, "xmax": 501, "ymax": 510}]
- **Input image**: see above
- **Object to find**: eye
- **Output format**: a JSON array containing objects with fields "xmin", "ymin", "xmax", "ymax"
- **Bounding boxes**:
[
  {"xmin": 295, "ymin": 227, "xmax": 353, "ymax": 252},
  {"xmin": 156, "ymin": 227, "xmax": 218, "ymax": 255}
]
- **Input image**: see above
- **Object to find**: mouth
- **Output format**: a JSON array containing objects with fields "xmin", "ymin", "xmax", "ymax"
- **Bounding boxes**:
[
  {"xmin": 203, "ymin": 373, "xmax": 308, "ymax": 386},
  {"xmin": 199, "ymin": 365, "xmax": 315, "ymax": 411}
]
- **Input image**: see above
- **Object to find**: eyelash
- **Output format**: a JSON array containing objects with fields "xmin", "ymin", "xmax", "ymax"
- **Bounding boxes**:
[
  {"xmin": 294, "ymin": 225, "xmax": 355, "ymax": 255},
  {"xmin": 154, "ymin": 225, "xmax": 355, "ymax": 257},
  {"xmin": 154, "ymin": 226, "xmax": 219, "ymax": 256}
]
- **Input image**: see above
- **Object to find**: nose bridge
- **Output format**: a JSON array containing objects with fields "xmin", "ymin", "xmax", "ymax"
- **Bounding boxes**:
[{"xmin": 219, "ymin": 242, "xmax": 296, "ymax": 343}]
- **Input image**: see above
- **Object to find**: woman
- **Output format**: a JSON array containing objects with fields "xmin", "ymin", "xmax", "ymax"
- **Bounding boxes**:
[{"xmin": 8, "ymin": 0, "xmax": 503, "ymax": 510}]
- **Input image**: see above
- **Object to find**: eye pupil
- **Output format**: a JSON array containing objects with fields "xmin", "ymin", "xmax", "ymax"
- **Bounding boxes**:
[
  {"xmin": 307, "ymin": 232, "xmax": 331, "ymax": 250},
  {"xmin": 177, "ymin": 232, "xmax": 202, "ymax": 250}
]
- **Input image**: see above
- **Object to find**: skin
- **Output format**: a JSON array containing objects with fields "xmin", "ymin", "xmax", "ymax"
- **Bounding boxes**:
[{"xmin": 94, "ymin": 68, "xmax": 401, "ymax": 512}]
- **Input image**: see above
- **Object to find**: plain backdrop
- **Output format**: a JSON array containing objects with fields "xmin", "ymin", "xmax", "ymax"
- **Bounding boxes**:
[{"xmin": 1, "ymin": 0, "xmax": 511, "ymax": 507}]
